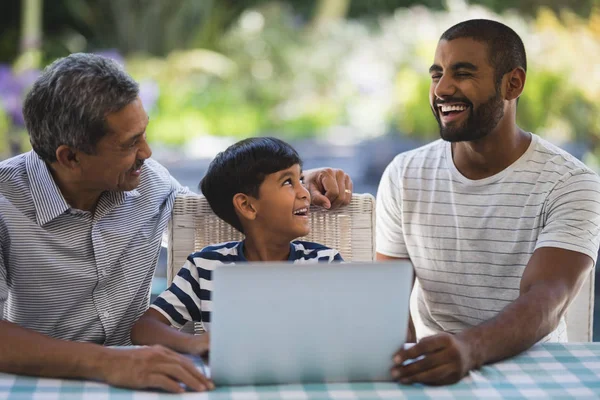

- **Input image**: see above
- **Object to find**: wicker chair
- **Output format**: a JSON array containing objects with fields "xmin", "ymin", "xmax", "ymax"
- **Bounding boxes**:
[
  {"xmin": 166, "ymin": 193, "xmax": 376, "ymax": 333},
  {"xmin": 166, "ymin": 193, "xmax": 594, "ymax": 341}
]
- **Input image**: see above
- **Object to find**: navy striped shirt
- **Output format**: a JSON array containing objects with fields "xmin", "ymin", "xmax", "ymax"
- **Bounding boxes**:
[
  {"xmin": 152, "ymin": 241, "xmax": 343, "ymax": 331},
  {"xmin": 0, "ymin": 151, "xmax": 186, "ymax": 345}
]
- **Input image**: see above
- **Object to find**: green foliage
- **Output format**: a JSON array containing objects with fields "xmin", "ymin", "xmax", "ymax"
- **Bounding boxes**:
[
  {"xmin": 394, "ymin": 68, "xmax": 438, "ymax": 139},
  {"xmin": 2, "ymin": 0, "xmax": 600, "ymax": 156}
]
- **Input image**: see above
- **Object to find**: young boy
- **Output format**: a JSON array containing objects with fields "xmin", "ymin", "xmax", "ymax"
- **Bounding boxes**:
[{"xmin": 130, "ymin": 137, "xmax": 343, "ymax": 377}]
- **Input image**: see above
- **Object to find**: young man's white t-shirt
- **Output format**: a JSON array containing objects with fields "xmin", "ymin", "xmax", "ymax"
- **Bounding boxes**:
[{"xmin": 377, "ymin": 133, "xmax": 600, "ymax": 342}]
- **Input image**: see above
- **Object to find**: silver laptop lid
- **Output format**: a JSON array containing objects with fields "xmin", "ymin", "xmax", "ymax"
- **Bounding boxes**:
[{"xmin": 210, "ymin": 261, "xmax": 413, "ymax": 385}]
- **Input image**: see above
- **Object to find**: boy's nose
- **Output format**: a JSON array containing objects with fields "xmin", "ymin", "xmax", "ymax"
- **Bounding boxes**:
[{"xmin": 298, "ymin": 184, "xmax": 310, "ymax": 200}]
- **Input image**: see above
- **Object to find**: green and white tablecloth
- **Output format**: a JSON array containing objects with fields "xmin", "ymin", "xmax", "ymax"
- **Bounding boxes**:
[{"xmin": 2, "ymin": 343, "xmax": 600, "ymax": 399}]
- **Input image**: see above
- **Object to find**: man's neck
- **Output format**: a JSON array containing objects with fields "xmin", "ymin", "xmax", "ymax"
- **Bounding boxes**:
[
  {"xmin": 451, "ymin": 120, "xmax": 531, "ymax": 180},
  {"xmin": 48, "ymin": 164, "xmax": 102, "ymax": 212},
  {"xmin": 242, "ymin": 234, "xmax": 292, "ymax": 262}
]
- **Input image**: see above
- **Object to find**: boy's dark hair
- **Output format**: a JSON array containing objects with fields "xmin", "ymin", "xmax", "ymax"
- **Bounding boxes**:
[
  {"xmin": 200, "ymin": 137, "xmax": 303, "ymax": 233},
  {"xmin": 441, "ymin": 19, "xmax": 527, "ymax": 87}
]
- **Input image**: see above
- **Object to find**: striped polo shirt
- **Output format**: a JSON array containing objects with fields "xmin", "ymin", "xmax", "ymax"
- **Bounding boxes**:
[
  {"xmin": 152, "ymin": 240, "xmax": 343, "ymax": 331},
  {"xmin": 376, "ymin": 134, "xmax": 600, "ymax": 342},
  {"xmin": 0, "ymin": 151, "xmax": 186, "ymax": 345}
]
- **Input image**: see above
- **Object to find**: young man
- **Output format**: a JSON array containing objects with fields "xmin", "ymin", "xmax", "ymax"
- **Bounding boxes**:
[
  {"xmin": 131, "ymin": 138, "xmax": 343, "ymax": 385},
  {"xmin": 0, "ymin": 54, "xmax": 352, "ymax": 393},
  {"xmin": 378, "ymin": 19, "xmax": 600, "ymax": 385}
]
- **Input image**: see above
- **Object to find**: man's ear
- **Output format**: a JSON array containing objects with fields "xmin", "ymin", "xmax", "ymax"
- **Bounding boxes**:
[
  {"xmin": 233, "ymin": 193, "xmax": 257, "ymax": 221},
  {"xmin": 504, "ymin": 67, "xmax": 526, "ymax": 102},
  {"xmin": 55, "ymin": 145, "xmax": 81, "ymax": 170}
]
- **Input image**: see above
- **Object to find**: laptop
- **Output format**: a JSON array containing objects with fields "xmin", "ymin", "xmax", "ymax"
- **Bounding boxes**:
[{"xmin": 208, "ymin": 261, "xmax": 413, "ymax": 386}]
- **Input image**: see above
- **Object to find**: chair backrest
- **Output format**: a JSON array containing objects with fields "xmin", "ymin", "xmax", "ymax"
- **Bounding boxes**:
[
  {"xmin": 167, "ymin": 193, "xmax": 376, "ymax": 284},
  {"xmin": 166, "ymin": 192, "xmax": 594, "ymax": 342}
]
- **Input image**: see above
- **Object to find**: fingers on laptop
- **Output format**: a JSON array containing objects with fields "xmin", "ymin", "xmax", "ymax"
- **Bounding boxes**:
[
  {"xmin": 390, "ymin": 334, "xmax": 470, "ymax": 385},
  {"xmin": 112, "ymin": 345, "xmax": 215, "ymax": 393}
]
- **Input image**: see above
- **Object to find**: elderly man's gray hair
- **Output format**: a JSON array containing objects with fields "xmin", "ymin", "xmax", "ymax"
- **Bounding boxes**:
[{"xmin": 23, "ymin": 53, "xmax": 140, "ymax": 164}]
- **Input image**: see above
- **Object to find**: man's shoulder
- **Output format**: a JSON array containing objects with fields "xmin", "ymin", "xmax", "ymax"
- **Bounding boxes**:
[
  {"xmin": 138, "ymin": 159, "xmax": 174, "ymax": 188},
  {"xmin": 136, "ymin": 159, "xmax": 189, "ymax": 199},
  {"xmin": 526, "ymin": 135, "xmax": 600, "ymax": 190},
  {"xmin": 532, "ymin": 135, "xmax": 595, "ymax": 174},
  {"xmin": 0, "ymin": 152, "xmax": 29, "ymax": 186},
  {"xmin": 0, "ymin": 153, "xmax": 34, "ymax": 213}
]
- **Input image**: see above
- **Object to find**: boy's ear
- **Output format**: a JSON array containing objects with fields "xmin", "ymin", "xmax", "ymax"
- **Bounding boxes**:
[{"xmin": 233, "ymin": 193, "xmax": 257, "ymax": 221}]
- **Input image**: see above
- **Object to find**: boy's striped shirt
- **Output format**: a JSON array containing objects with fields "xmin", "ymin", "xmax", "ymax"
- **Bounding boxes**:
[{"xmin": 152, "ymin": 240, "xmax": 342, "ymax": 331}]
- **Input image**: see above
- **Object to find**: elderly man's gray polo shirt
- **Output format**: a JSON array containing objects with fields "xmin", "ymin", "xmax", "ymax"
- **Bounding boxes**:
[{"xmin": 0, "ymin": 151, "xmax": 185, "ymax": 345}]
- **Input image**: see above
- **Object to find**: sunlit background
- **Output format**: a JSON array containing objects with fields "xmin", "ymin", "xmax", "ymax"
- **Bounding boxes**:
[{"xmin": 1, "ymin": 0, "xmax": 600, "ymax": 336}]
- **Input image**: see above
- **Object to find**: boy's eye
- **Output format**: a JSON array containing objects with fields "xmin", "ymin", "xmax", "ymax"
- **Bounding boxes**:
[
  {"xmin": 283, "ymin": 178, "xmax": 292, "ymax": 186},
  {"xmin": 300, "ymin": 176, "xmax": 305, "ymax": 184}
]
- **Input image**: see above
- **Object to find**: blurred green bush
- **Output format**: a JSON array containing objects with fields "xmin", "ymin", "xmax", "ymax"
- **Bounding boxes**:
[
  {"xmin": 122, "ymin": 2, "xmax": 600, "ymax": 153},
  {"xmin": 1, "ymin": 0, "xmax": 599, "ymax": 160}
]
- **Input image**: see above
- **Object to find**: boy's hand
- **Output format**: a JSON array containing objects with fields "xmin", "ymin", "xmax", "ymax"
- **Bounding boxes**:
[
  {"xmin": 99, "ymin": 345, "xmax": 214, "ymax": 393},
  {"xmin": 305, "ymin": 168, "xmax": 353, "ymax": 209},
  {"xmin": 186, "ymin": 333, "xmax": 210, "ymax": 357}
]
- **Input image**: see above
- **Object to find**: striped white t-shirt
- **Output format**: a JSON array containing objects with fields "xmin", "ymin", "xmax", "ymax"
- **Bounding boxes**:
[
  {"xmin": 376, "ymin": 134, "xmax": 600, "ymax": 342},
  {"xmin": 152, "ymin": 240, "xmax": 343, "ymax": 331}
]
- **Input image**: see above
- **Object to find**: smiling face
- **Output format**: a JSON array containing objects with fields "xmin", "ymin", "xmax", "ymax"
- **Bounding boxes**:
[
  {"xmin": 76, "ymin": 97, "xmax": 152, "ymax": 192},
  {"xmin": 252, "ymin": 164, "xmax": 311, "ymax": 241},
  {"xmin": 429, "ymin": 38, "xmax": 505, "ymax": 142}
]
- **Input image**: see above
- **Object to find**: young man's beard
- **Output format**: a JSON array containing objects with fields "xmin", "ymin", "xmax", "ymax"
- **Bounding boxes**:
[{"xmin": 433, "ymin": 89, "xmax": 505, "ymax": 143}]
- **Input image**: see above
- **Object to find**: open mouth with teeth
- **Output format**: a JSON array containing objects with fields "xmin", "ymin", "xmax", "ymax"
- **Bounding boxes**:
[
  {"xmin": 293, "ymin": 207, "xmax": 309, "ymax": 217},
  {"xmin": 438, "ymin": 103, "xmax": 470, "ymax": 122}
]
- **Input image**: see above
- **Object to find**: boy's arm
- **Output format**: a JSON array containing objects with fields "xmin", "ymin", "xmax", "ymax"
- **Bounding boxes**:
[
  {"xmin": 131, "ymin": 256, "xmax": 209, "ymax": 355},
  {"xmin": 131, "ymin": 308, "xmax": 209, "ymax": 355}
]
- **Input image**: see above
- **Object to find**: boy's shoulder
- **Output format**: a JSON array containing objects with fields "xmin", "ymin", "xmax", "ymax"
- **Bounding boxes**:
[
  {"xmin": 290, "ymin": 240, "xmax": 342, "ymax": 261},
  {"xmin": 188, "ymin": 241, "xmax": 243, "ymax": 264}
]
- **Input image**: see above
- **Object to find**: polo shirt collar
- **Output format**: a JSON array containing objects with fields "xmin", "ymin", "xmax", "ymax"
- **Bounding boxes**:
[{"xmin": 25, "ymin": 151, "xmax": 140, "ymax": 226}]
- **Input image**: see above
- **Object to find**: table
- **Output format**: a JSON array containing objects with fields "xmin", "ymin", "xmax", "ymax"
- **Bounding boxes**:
[{"xmin": 1, "ymin": 343, "xmax": 600, "ymax": 399}]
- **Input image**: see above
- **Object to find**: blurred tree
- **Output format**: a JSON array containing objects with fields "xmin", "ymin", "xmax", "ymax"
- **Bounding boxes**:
[
  {"xmin": 1, "ymin": 0, "xmax": 598, "ymax": 62},
  {"xmin": 19, "ymin": 0, "xmax": 43, "ymax": 69},
  {"xmin": 0, "ymin": 1, "xmax": 20, "ymax": 63},
  {"xmin": 313, "ymin": 0, "xmax": 351, "ymax": 26},
  {"xmin": 469, "ymin": 0, "xmax": 598, "ymax": 17}
]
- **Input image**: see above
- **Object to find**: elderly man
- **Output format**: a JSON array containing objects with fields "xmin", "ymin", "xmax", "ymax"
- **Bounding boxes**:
[
  {"xmin": 378, "ymin": 19, "xmax": 600, "ymax": 385},
  {"xmin": 0, "ymin": 53, "xmax": 352, "ymax": 392}
]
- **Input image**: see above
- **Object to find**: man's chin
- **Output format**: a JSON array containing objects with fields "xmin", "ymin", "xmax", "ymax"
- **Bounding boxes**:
[
  {"xmin": 117, "ymin": 176, "xmax": 141, "ymax": 192},
  {"xmin": 439, "ymin": 127, "xmax": 469, "ymax": 143}
]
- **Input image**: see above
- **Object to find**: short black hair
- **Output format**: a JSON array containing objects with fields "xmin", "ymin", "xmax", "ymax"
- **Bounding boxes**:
[
  {"xmin": 200, "ymin": 137, "xmax": 303, "ymax": 233},
  {"xmin": 441, "ymin": 19, "xmax": 527, "ymax": 86}
]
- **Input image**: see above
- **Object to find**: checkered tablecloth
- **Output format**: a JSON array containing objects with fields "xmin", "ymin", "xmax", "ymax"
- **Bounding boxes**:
[{"xmin": 2, "ymin": 343, "xmax": 600, "ymax": 399}]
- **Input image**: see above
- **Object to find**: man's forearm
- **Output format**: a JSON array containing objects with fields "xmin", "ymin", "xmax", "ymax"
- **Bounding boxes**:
[
  {"xmin": 458, "ymin": 283, "xmax": 566, "ymax": 369},
  {"xmin": 0, "ymin": 321, "xmax": 110, "ymax": 379}
]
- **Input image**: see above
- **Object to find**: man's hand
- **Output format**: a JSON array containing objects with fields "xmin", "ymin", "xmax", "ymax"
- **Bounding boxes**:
[
  {"xmin": 305, "ymin": 168, "xmax": 353, "ymax": 209},
  {"xmin": 390, "ymin": 333, "xmax": 474, "ymax": 385},
  {"xmin": 100, "ymin": 345, "xmax": 214, "ymax": 393}
]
